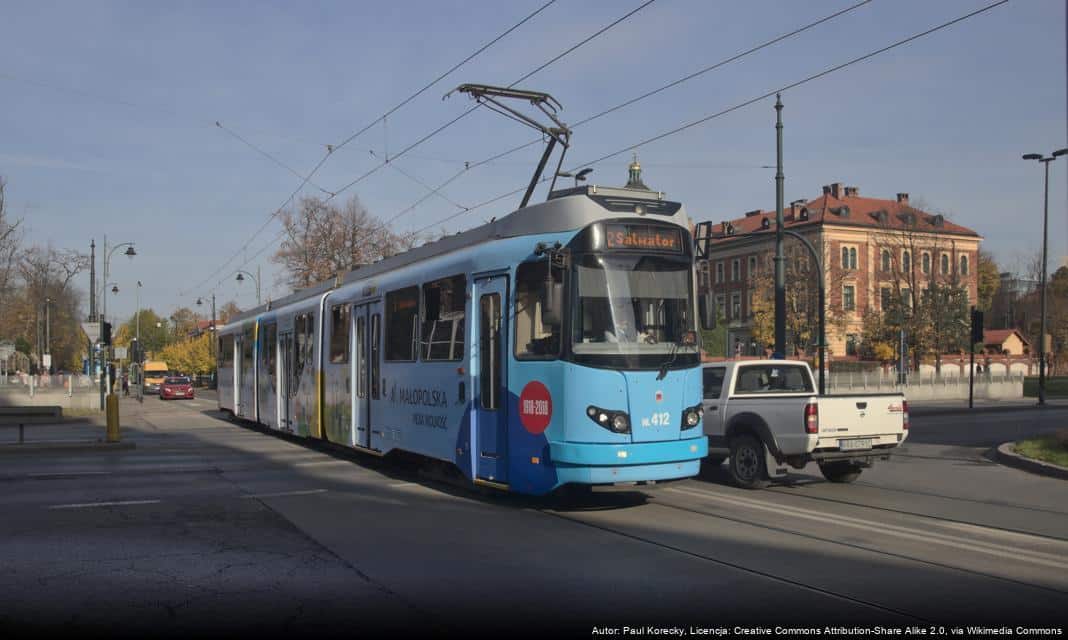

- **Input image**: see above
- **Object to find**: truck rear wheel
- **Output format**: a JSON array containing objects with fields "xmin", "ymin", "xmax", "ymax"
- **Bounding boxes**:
[
  {"xmin": 729, "ymin": 434, "xmax": 769, "ymax": 489},
  {"xmin": 819, "ymin": 461, "xmax": 863, "ymax": 484}
]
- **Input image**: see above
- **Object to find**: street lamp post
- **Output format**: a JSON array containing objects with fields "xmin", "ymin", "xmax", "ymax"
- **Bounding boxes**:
[
  {"xmin": 235, "ymin": 269, "xmax": 261, "ymax": 306},
  {"xmin": 1022, "ymin": 148, "xmax": 1067, "ymax": 406},
  {"xmin": 196, "ymin": 293, "xmax": 217, "ymax": 359},
  {"xmin": 99, "ymin": 236, "xmax": 135, "ymax": 408}
]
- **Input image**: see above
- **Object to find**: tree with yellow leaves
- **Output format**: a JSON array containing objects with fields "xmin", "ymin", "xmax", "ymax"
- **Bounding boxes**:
[{"xmin": 158, "ymin": 334, "xmax": 214, "ymax": 376}]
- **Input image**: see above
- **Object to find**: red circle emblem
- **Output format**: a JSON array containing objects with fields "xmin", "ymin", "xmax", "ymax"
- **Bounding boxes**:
[{"xmin": 518, "ymin": 381, "xmax": 552, "ymax": 434}]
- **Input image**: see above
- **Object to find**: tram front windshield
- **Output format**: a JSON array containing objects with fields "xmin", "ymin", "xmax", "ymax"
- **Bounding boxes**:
[{"xmin": 571, "ymin": 253, "xmax": 698, "ymax": 370}]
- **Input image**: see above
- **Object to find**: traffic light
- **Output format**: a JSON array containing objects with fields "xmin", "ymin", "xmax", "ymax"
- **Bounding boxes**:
[
  {"xmin": 970, "ymin": 308, "xmax": 984, "ymax": 345},
  {"xmin": 101, "ymin": 321, "xmax": 112, "ymax": 346}
]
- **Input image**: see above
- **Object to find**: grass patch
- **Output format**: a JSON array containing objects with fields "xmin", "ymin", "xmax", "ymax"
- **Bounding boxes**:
[
  {"xmin": 1023, "ymin": 376, "xmax": 1068, "ymax": 398},
  {"xmin": 1014, "ymin": 430, "xmax": 1068, "ymax": 468}
]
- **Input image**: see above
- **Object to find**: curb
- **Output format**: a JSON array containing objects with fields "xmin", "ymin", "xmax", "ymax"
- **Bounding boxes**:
[
  {"xmin": 995, "ymin": 442, "xmax": 1068, "ymax": 480},
  {"xmin": 0, "ymin": 441, "xmax": 137, "ymax": 454},
  {"xmin": 910, "ymin": 403, "xmax": 1068, "ymax": 417}
]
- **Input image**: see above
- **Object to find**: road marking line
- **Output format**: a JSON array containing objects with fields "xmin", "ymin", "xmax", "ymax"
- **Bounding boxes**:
[
  {"xmin": 665, "ymin": 487, "xmax": 1068, "ymax": 570},
  {"xmin": 240, "ymin": 489, "xmax": 328, "ymax": 499},
  {"xmin": 293, "ymin": 460, "xmax": 350, "ymax": 467},
  {"xmin": 29, "ymin": 471, "xmax": 113, "ymax": 478},
  {"xmin": 47, "ymin": 499, "xmax": 161, "ymax": 510},
  {"xmin": 389, "ymin": 482, "xmax": 417, "ymax": 488}
]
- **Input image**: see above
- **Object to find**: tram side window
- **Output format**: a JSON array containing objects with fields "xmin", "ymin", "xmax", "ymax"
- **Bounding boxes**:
[
  {"xmin": 219, "ymin": 335, "xmax": 235, "ymax": 366},
  {"xmin": 515, "ymin": 261, "xmax": 562, "ymax": 358},
  {"xmin": 422, "ymin": 274, "xmax": 466, "ymax": 361},
  {"xmin": 330, "ymin": 304, "xmax": 350, "ymax": 364},
  {"xmin": 263, "ymin": 324, "xmax": 277, "ymax": 384},
  {"xmin": 242, "ymin": 328, "xmax": 254, "ymax": 372},
  {"xmin": 385, "ymin": 286, "xmax": 419, "ymax": 361},
  {"xmin": 294, "ymin": 314, "xmax": 307, "ymax": 380}
]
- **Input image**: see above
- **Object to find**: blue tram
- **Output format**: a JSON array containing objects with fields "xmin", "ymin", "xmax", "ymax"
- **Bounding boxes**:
[{"xmin": 216, "ymin": 184, "xmax": 708, "ymax": 495}]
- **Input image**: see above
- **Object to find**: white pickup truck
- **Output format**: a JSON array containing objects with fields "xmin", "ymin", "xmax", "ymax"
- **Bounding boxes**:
[{"xmin": 702, "ymin": 360, "xmax": 908, "ymax": 488}]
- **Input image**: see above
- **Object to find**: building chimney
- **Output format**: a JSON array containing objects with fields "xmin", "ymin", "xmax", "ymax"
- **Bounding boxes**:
[
  {"xmin": 822, "ymin": 185, "xmax": 831, "ymax": 195},
  {"xmin": 830, "ymin": 183, "xmax": 844, "ymax": 199},
  {"xmin": 896, "ymin": 192, "xmax": 909, "ymax": 204},
  {"xmin": 744, "ymin": 209, "xmax": 762, "ymax": 218},
  {"xmin": 790, "ymin": 199, "xmax": 805, "ymax": 217},
  {"xmin": 844, "ymin": 186, "xmax": 858, "ymax": 197}
]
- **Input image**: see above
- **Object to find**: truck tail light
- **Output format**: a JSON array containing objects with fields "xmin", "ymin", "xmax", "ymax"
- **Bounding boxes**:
[
  {"xmin": 902, "ymin": 400, "xmax": 909, "ymax": 430},
  {"xmin": 804, "ymin": 402, "xmax": 819, "ymax": 434}
]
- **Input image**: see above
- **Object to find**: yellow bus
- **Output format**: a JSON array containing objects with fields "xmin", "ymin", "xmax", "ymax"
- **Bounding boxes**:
[{"xmin": 143, "ymin": 361, "xmax": 171, "ymax": 394}]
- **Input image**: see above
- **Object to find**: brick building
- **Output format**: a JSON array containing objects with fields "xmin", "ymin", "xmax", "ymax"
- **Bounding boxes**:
[{"xmin": 696, "ymin": 183, "xmax": 982, "ymax": 357}]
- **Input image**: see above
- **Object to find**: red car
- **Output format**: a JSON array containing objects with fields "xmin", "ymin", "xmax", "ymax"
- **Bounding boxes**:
[{"xmin": 159, "ymin": 376, "xmax": 195, "ymax": 400}]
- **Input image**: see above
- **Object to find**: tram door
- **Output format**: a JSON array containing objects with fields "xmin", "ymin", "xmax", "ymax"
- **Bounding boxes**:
[
  {"xmin": 474, "ymin": 275, "xmax": 508, "ymax": 484},
  {"xmin": 353, "ymin": 300, "xmax": 380, "ymax": 450},
  {"xmin": 279, "ymin": 331, "xmax": 294, "ymax": 431}
]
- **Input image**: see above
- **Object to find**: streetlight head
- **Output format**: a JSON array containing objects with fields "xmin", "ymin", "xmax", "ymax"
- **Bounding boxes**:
[
  {"xmin": 236, "ymin": 273, "xmax": 245, "ymax": 283},
  {"xmin": 196, "ymin": 298, "xmax": 203, "ymax": 306},
  {"xmin": 1022, "ymin": 153, "xmax": 1043, "ymax": 161},
  {"xmin": 576, "ymin": 167, "xmax": 593, "ymax": 182},
  {"xmin": 124, "ymin": 246, "xmax": 137, "ymax": 258},
  {"xmin": 111, "ymin": 285, "xmax": 119, "ymax": 294},
  {"xmin": 1053, "ymin": 148, "xmax": 1068, "ymax": 158}
]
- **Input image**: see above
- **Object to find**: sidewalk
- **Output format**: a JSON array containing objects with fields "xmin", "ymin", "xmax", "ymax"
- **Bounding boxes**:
[{"xmin": 907, "ymin": 396, "xmax": 1068, "ymax": 416}]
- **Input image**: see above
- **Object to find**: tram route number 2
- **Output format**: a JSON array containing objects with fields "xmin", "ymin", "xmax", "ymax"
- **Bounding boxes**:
[{"xmin": 641, "ymin": 412, "xmax": 671, "ymax": 428}]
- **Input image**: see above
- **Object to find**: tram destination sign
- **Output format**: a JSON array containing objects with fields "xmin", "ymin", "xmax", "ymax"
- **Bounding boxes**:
[{"xmin": 604, "ymin": 224, "xmax": 682, "ymax": 253}]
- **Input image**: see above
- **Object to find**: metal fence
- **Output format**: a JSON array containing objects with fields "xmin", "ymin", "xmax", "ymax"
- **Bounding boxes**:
[
  {"xmin": 826, "ymin": 370, "xmax": 1025, "ymax": 392},
  {"xmin": 0, "ymin": 373, "xmax": 101, "ymax": 396}
]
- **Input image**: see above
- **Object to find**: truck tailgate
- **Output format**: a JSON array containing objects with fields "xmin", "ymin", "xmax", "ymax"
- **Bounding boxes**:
[{"xmin": 816, "ymin": 394, "xmax": 906, "ymax": 450}]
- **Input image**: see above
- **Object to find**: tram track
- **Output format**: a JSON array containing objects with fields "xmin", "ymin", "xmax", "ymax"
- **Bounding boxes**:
[
  {"xmin": 644, "ymin": 487, "xmax": 1068, "ymax": 596},
  {"xmin": 537, "ymin": 504, "xmax": 929, "ymax": 623}
]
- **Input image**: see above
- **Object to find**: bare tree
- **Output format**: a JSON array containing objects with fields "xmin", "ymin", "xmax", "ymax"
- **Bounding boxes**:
[
  {"xmin": 0, "ymin": 176, "xmax": 23, "ymax": 302},
  {"xmin": 273, "ymin": 195, "xmax": 419, "ymax": 289}
]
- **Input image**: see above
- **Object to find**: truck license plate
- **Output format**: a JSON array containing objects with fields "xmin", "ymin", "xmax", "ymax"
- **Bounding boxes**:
[{"xmin": 839, "ymin": 438, "xmax": 872, "ymax": 451}]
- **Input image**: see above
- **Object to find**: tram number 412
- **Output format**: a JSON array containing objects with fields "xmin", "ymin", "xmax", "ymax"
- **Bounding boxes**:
[{"xmin": 642, "ymin": 412, "xmax": 671, "ymax": 428}]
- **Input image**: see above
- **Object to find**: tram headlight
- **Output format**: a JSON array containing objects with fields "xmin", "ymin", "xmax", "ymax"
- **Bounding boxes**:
[
  {"xmin": 587, "ymin": 405, "xmax": 631, "ymax": 434},
  {"xmin": 681, "ymin": 405, "xmax": 702, "ymax": 430}
]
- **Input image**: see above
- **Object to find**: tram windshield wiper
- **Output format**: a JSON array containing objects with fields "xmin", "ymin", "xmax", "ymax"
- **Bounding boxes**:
[{"xmin": 656, "ymin": 340, "xmax": 679, "ymax": 381}]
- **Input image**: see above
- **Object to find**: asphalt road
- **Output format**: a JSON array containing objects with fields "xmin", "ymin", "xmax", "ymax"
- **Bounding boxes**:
[{"xmin": 1, "ymin": 394, "xmax": 1066, "ymax": 637}]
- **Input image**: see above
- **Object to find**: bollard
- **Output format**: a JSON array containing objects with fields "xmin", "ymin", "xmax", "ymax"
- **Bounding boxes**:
[{"xmin": 106, "ymin": 393, "xmax": 120, "ymax": 443}]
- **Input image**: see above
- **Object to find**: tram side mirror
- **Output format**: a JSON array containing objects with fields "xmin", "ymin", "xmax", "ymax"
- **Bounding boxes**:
[
  {"xmin": 699, "ymin": 293, "xmax": 716, "ymax": 330},
  {"xmin": 541, "ymin": 281, "xmax": 564, "ymax": 327}
]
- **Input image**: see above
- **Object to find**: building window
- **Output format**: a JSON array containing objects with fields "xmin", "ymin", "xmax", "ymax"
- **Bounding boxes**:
[
  {"xmin": 881, "ymin": 249, "xmax": 891, "ymax": 272},
  {"xmin": 901, "ymin": 287, "xmax": 912, "ymax": 308},
  {"xmin": 730, "ymin": 292, "xmax": 741, "ymax": 320},
  {"xmin": 940, "ymin": 253, "xmax": 949, "ymax": 275},
  {"xmin": 715, "ymin": 294, "xmax": 726, "ymax": 320},
  {"xmin": 700, "ymin": 262, "xmax": 710, "ymax": 288},
  {"xmin": 843, "ymin": 285, "xmax": 856, "ymax": 311},
  {"xmin": 846, "ymin": 334, "xmax": 858, "ymax": 356},
  {"xmin": 747, "ymin": 291, "xmax": 755, "ymax": 318},
  {"xmin": 747, "ymin": 256, "xmax": 757, "ymax": 279},
  {"xmin": 902, "ymin": 250, "xmax": 912, "ymax": 272},
  {"xmin": 881, "ymin": 288, "xmax": 891, "ymax": 311},
  {"xmin": 385, "ymin": 286, "xmax": 419, "ymax": 361},
  {"xmin": 960, "ymin": 255, "xmax": 969, "ymax": 276},
  {"xmin": 731, "ymin": 259, "xmax": 740, "ymax": 282},
  {"xmin": 715, "ymin": 261, "xmax": 724, "ymax": 284},
  {"xmin": 922, "ymin": 252, "xmax": 931, "ymax": 275},
  {"xmin": 421, "ymin": 274, "xmax": 466, "ymax": 361},
  {"xmin": 841, "ymin": 246, "xmax": 857, "ymax": 270}
]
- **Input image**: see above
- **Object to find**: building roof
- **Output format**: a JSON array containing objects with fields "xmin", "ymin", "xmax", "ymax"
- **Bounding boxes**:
[
  {"xmin": 706, "ymin": 183, "xmax": 981, "ymax": 243},
  {"xmin": 983, "ymin": 329, "xmax": 1030, "ymax": 347}
]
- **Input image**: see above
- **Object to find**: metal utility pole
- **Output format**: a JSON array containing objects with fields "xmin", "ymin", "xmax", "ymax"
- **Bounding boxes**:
[
  {"xmin": 89, "ymin": 239, "xmax": 96, "ymax": 322},
  {"xmin": 773, "ymin": 94, "xmax": 786, "ymax": 358},
  {"xmin": 45, "ymin": 297, "xmax": 51, "ymax": 371},
  {"xmin": 1022, "ymin": 148, "xmax": 1067, "ymax": 405}
]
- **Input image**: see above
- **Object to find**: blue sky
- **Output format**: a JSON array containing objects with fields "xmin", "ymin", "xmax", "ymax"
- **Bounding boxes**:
[{"xmin": 2, "ymin": 0, "xmax": 1065, "ymax": 323}]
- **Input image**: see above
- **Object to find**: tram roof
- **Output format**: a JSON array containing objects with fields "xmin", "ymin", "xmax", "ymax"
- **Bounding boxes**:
[{"xmin": 221, "ymin": 185, "xmax": 686, "ymax": 327}]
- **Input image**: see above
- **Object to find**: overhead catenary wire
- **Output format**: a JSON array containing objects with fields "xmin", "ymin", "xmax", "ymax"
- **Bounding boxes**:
[
  {"xmin": 182, "ymin": 0, "xmax": 559, "ymax": 297},
  {"xmin": 409, "ymin": 0, "xmax": 1010, "ymax": 236},
  {"xmin": 386, "ymin": 0, "xmax": 876, "ymax": 228},
  {"xmin": 203, "ymin": 0, "xmax": 662, "ymax": 295}
]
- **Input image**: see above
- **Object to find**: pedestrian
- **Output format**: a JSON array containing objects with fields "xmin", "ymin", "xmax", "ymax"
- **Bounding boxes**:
[{"xmin": 122, "ymin": 374, "xmax": 129, "ymax": 396}]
